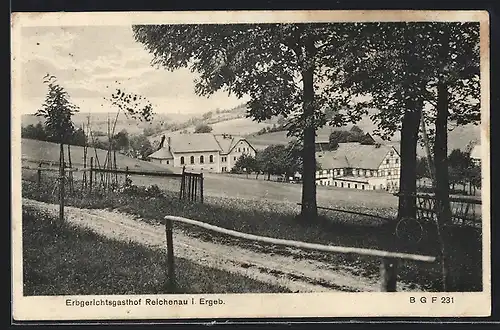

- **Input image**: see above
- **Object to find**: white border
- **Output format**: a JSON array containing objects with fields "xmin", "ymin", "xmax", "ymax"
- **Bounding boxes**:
[{"xmin": 11, "ymin": 10, "xmax": 491, "ymax": 320}]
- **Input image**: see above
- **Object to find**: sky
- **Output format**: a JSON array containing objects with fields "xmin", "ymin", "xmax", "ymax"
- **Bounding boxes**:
[{"xmin": 19, "ymin": 25, "xmax": 246, "ymax": 116}]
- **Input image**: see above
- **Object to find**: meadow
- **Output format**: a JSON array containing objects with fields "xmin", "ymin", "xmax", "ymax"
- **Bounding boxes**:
[
  {"xmin": 22, "ymin": 204, "xmax": 289, "ymax": 295},
  {"xmin": 21, "ymin": 138, "xmax": 170, "ymax": 172}
]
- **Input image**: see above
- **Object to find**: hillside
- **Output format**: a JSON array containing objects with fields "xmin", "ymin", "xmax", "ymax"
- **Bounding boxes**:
[
  {"xmin": 147, "ymin": 104, "xmax": 282, "ymax": 141},
  {"xmin": 247, "ymin": 123, "xmax": 481, "ymax": 156},
  {"xmin": 21, "ymin": 138, "xmax": 171, "ymax": 172},
  {"xmin": 22, "ymin": 112, "xmax": 196, "ymax": 136}
]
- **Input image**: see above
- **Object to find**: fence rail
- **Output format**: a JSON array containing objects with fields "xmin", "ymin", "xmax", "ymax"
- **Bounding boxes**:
[
  {"xmin": 162, "ymin": 215, "xmax": 436, "ymax": 292},
  {"xmin": 297, "ymin": 203, "xmax": 394, "ymax": 222}
]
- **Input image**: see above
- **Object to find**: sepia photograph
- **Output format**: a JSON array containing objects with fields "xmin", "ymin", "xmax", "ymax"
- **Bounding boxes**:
[{"xmin": 11, "ymin": 10, "xmax": 490, "ymax": 320}]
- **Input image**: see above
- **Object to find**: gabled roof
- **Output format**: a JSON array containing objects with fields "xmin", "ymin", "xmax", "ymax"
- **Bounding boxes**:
[
  {"xmin": 213, "ymin": 134, "xmax": 254, "ymax": 154},
  {"xmin": 168, "ymin": 133, "xmax": 222, "ymax": 153},
  {"xmin": 148, "ymin": 133, "xmax": 254, "ymax": 159},
  {"xmin": 316, "ymin": 142, "xmax": 398, "ymax": 170}
]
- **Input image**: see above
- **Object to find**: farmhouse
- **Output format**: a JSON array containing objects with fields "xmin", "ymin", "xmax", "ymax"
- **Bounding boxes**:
[
  {"xmin": 148, "ymin": 133, "xmax": 257, "ymax": 173},
  {"xmin": 315, "ymin": 142, "xmax": 401, "ymax": 192}
]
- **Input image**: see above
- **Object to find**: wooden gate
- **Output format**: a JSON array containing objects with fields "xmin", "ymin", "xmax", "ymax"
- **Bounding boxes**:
[{"xmin": 179, "ymin": 166, "xmax": 204, "ymax": 203}]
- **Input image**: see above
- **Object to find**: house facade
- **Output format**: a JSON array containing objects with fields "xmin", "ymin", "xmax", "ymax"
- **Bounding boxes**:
[
  {"xmin": 315, "ymin": 142, "xmax": 401, "ymax": 192},
  {"xmin": 148, "ymin": 133, "xmax": 256, "ymax": 173}
]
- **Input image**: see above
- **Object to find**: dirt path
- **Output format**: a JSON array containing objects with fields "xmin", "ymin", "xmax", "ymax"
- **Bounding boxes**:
[{"xmin": 23, "ymin": 198, "xmax": 420, "ymax": 293}]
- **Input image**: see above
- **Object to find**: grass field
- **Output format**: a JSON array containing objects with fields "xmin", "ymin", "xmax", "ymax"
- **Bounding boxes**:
[
  {"xmin": 22, "ymin": 204, "xmax": 290, "ymax": 295},
  {"xmin": 22, "ymin": 178, "xmax": 483, "ymax": 292},
  {"xmin": 21, "ymin": 138, "xmax": 170, "ymax": 172}
]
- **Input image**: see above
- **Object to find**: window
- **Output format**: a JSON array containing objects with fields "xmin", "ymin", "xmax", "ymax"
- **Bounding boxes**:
[
  {"xmin": 354, "ymin": 184, "xmax": 358, "ymax": 189},
  {"xmin": 373, "ymin": 186, "xmax": 375, "ymax": 190},
  {"xmin": 238, "ymin": 148, "xmax": 241, "ymax": 152},
  {"xmin": 388, "ymin": 170, "xmax": 391, "ymax": 176},
  {"xmin": 334, "ymin": 182, "xmax": 337, "ymax": 187},
  {"xmin": 395, "ymin": 158, "xmax": 399, "ymax": 164},
  {"xmin": 341, "ymin": 182, "xmax": 344, "ymax": 188},
  {"xmin": 386, "ymin": 159, "xmax": 390, "ymax": 164},
  {"xmin": 390, "ymin": 151, "xmax": 394, "ymax": 157},
  {"xmin": 180, "ymin": 156, "xmax": 185, "ymax": 165},
  {"xmin": 234, "ymin": 156, "xmax": 237, "ymax": 161},
  {"xmin": 362, "ymin": 185, "xmax": 365, "ymax": 190},
  {"xmin": 347, "ymin": 183, "xmax": 351, "ymax": 188},
  {"xmin": 166, "ymin": 160, "xmax": 169, "ymax": 165},
  {"xmin": 190, "ymin": 156, "xmax": 195, "ymax": 164},
  {"xmin": 210, "ymin": 155, "xmax": 214, "ymax": 163},
  {"xmin": 200, "ymin": 155, "xmax": 204, "ymax": 164}
]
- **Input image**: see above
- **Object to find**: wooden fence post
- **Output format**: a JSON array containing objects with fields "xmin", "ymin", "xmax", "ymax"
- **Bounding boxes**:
[
  {"xmin": 165, "ymin": 217, "xmax": 176, "ymax": 292},
  {"xmin": 190, "ymin": 174, "xmax": 195, "ymax": 202},
  {"xmin": 125, "ymin": 166, "xmax": 129, "ymax": 186},
  {"xmin": 37, "ymin": 162, "xmax": 42, "ymax": 188},
  {"xmin": 59, "ymin": 143, "xmax": 65, "ymax": 222},
  {"xmin": 89, "ymin": 157, "xmax": 94, "ymax": 193},
  {"xmin": 380, "ymin": 257, "xmax": 398, "ymax": 292},
  {"xmin": 200, "ymin": 173, "xmax": 204, "ymax": 204},
  {"xmin": 194, "ymin": 175, "xmax": 198, "ymax": 202}
]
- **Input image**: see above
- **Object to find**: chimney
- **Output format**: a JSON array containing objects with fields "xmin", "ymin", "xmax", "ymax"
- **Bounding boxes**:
[{"xmin": 159, "ymin": 135, "xmax": 166, "ymax": 150}]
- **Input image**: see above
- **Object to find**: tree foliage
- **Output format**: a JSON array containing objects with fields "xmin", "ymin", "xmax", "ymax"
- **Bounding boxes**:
[
  {"xmin": 36, "ymin": 74, "xmax": 79, "ymax": 144},
  {"xmin": 132, "ymin": 23, "xmax": 364, "ymax": 219},
  {"xmin": 22, "ymin": 123, "xmax": 87, "ymax": 146},
  {"xmin": 194, "ymin": 123, "xmax": 213, "ymax": 133}
]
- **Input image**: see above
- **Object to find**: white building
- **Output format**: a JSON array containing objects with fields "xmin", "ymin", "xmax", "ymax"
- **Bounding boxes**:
[
  {"xmin": 470, "ymin": 144, "xmax": 481, "ymax": 166},
  {"xmin": 315, "ymin": 142, "xmax": 401, "ymax": 192},
  {"xmin": 148, "ymin": 133, "xmax": 257, "ymax": 173}
]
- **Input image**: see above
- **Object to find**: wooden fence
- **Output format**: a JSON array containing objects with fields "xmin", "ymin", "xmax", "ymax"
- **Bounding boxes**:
[
  {"xmin": 179, "ymin": 166, "xmax": 204, "ymax": 203},
  {"xmin": 23, "ymin": 160, "xmax": 205, "ymax": 223},
  {"xmin": 162, "ymin": 215, "xmax": 436, "ymax": 293}
]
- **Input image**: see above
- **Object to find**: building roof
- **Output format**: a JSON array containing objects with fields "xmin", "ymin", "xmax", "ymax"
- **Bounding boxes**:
[
  {"xmin": 213, "ymin": 134, "xmax": 248, "ymax": 154},
  {"xmin": 168, "ymin": 133, "xmax": 223, "ymax": 153},
  {"xmin": 149, "ymin": 133, "xmax": 253, "ymax": 159},
  {"xmin": 316, "ymin": 142, "xmax": 398, "ymax": 170},
  {"xmin": 148, "ymin": 147, "xmax": 174, "ymax": 160}
]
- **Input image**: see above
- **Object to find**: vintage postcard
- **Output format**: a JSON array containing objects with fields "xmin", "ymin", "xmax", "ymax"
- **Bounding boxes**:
[{"xmin": 11, "ymin": 10, "xmax": 490, "ymax": 321}]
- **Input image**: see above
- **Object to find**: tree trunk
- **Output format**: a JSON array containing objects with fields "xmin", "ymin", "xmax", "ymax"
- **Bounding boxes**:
[
  {"xmin": 397, "ymin": 106, "xmax": 422, "ymax": 221},
  {"xmin": 435, "ymin": 79, "xmax": 452, "ymax": 292},
  {"xmin": 300, "ymin": 38, "xmax": 318, "ymax": 220}
]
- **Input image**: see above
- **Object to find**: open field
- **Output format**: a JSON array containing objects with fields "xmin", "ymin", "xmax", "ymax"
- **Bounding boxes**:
[
  {"xmin": 23, "ymin": 203, "xmax": 289, "ymax": 295},
  {"xmin": 21, "ymin": 138, "xmax": 170, "ymax": 172}
]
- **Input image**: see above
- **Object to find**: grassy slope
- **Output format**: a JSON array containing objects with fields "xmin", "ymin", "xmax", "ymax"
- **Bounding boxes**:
[
  {"xmin": 21, "ymin": 138, "xmax": 170, "ymax": 172},
  {"xmin": 22, "ymin": 204, "xmax": 290, "ymax": 295}
]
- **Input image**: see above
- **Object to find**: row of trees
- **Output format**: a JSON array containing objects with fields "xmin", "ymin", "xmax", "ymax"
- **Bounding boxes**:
[
  {"xmin": 231, "ymin": 142, "xmax": 320, "ymax": 181},
  {"xmin": 22, "ymin": 122, "xmax": 87, "ymax": 146}
]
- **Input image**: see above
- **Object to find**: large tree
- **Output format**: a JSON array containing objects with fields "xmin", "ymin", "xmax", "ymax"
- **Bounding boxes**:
[
  {"xmin": 132, "ymin": 23, "xmax": 361, "ymax": 220},
  {"xmin": 36, "ymin": 74, "xmax": 79, "ymax": 221},
  {"xmin": 325, "ymin": 22, "xmax": 479, "ymax": 223},
  {"xmin": 325, "ymin": 22, "xmax": 480, "ymax": 291}
]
